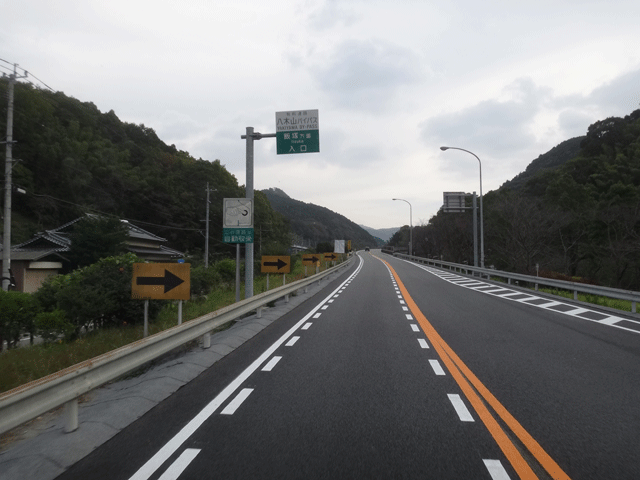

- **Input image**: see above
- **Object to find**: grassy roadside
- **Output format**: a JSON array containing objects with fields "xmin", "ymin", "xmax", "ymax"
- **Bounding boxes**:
[
  {"xmin": 534, "ymin": 287, "xmax": 635, "ymax": 313},
  {"xmin": 0, "ymin": 256, "xmax": 339, "ymax": 394}
]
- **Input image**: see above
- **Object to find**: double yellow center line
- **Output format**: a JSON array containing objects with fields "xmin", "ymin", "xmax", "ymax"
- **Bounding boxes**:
[{"xmin": 382, "ymin": 259, "xmax": 571, "ymax": 480}]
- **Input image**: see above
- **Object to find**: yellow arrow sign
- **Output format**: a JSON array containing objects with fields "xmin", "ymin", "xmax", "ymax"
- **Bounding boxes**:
[
  {"xmin": 302, "ymin": 254, "xmax": 322, "ymax": 266},
  {"xmin": 261, "ymin": 256, "xmax": 291, "ymax": 273},
  {"xmin": 132, "ymin": 263, "xmax": 190, "ymax": 300},
  {"xmin": 323, "ymin": 252, "xmax": 338, "ymax": 262}
]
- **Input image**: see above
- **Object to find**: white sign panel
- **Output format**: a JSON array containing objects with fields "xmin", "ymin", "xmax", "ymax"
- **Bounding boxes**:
[{"xmin": 224, "ymin": 198, "xmax": 253, "ymax": 228}]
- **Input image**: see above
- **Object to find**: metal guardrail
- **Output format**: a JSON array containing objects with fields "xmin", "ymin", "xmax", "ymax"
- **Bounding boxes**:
[
  {"xmin": 0, "ymin": 258, "xmax": 353, "ymax": 436},
  {"xmin": 393, "ymin": 253, "xmax": 640, "ymax": 314}
]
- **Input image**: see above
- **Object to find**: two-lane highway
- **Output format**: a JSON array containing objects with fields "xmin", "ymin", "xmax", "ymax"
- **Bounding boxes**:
[{"xmin": 56, "ymin": 251, "xmax": 640, "ymax": 479}]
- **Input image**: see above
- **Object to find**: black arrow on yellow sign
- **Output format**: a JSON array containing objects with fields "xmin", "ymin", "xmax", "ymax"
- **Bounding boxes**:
[
  {"xmin": 263, "ymin": 258, "xmax": 288, "ymax": 270},
  {"xmin": 136, "ymin": 269, "xmax": 185, "ymax": 293}
]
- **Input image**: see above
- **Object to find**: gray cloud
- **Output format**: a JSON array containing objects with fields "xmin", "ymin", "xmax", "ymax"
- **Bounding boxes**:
[
  {"xmin": 306, "ymin": 39, "xmax": 427, "ymax": 112},
  {"xmin": 419, "ymin": 78, "xmax": 545, "ymax": 158}
]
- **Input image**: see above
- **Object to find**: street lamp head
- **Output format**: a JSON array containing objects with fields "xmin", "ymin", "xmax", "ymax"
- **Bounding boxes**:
[{"xmin": 440, "ymin": 146, "xmax": 449, "ymax": 151}]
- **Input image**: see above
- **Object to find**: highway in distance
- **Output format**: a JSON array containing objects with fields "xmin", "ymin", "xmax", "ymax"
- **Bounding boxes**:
[{"xmin": 57, "ymin": 250, "xmax": 640, "ymax": 479}]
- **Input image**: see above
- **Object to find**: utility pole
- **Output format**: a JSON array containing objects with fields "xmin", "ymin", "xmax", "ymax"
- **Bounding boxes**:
[
  {"xmin": 204, "ymin": 183, "xmax": 216, "ymax": 268},
  {"xmin": 2, "ymin": 64, "xmax": 27, "ymax": 291}
]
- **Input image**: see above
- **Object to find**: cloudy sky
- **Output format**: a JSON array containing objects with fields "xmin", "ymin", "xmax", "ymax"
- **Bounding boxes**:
[{"xmin": 3, "ymin": 0, "xmax": 640, "ymax": 229}]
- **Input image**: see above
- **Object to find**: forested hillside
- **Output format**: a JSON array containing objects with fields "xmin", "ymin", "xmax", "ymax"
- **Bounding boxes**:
[
  {"xmin": 263, "ymin": 188, "xmax": 379, "ymax": 249},
  {"xmin": 388, "ymin": 109, "xmax": 640, "ymax": 290},
  {"xmin": 0, "ymin": 80, "xmax": 290, "ymax": 260}
]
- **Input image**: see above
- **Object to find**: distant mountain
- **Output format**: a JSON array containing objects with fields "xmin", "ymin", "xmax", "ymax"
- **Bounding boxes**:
[
  {"xmin": 262, "ymin": 188, "xmax": 380, "ymax": 249},
  {"xmin": 359, "ymin": 225, "xmax": 399, "ymax": 242}
]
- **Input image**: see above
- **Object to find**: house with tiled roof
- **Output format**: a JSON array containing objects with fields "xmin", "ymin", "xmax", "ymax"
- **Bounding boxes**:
[{"xmin": 1, "ymin": 215, "xmax": 183, "ymax": 292}]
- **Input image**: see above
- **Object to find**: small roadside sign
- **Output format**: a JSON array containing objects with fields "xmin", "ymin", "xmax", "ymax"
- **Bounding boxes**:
[
  {"xmin": 223, "ymin": 198, "xmax": 254, "ymax": 243},
  {"xmin": 132, "ymin": 263, "xmax": 190, "ymax": 300},
  {"xmin": 261, "ymin": 256, "xmax": 291, "ymax": 273},
  {"xmin": 276, "ymin": 110, "xmax": 319, "ymax": 155},
  {"xmin": 302, "ymin": 254, "xmax": 321, "ymax": 266},
  {"xmin": 323, "ymin": 252, "xmax": 338, "ymax": 262}
]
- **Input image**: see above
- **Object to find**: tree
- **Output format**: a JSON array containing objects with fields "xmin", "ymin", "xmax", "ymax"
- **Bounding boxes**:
[
  {"xmin": 0, "ymin": 290, "xmax": 39, "ymax": 351},
  {"xmin": 34, "ymin": 253, "xmax": 163, "ymax": 336},
  {"xmin": 68, "ymin": 215, "xmax": 129, "ymax": 268}
]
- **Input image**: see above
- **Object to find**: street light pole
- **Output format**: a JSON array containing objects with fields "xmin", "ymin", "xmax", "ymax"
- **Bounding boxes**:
[
  {"xmin": 440, "ymin": 146, "xmax": 484, "ymax": 268},
  {"xmin": 392, "ymin": 198, "xmax": 412, "ymax": 256}
]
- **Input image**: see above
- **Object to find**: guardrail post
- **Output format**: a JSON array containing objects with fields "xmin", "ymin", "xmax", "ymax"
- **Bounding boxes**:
[
  {"xmin": 283, "ymin": 274, "xmax": 289, "ymax": 303},
  {"xmin": 257, "ymin": 307, "xmax": 262, "ymax": 318},
  {"xmin": 64, "ymin": 398, "xmax": 78, "ymax": 433},
  {"xmin": 203, "ymin": 332, "xmax": 211, "ymax": 349},
  {"xmin": 633, "ymin": 301, "xmax": 637, "ymax": 313},
  {"xmin": 574, "ymin": 290, "xmax": 578, "ymax": 301}
]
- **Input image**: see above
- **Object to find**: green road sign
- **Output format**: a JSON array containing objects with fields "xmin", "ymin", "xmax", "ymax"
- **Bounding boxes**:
[
  {"xmin": 276, "ymin": 110, "xmax": 319, "ymax": 155},
  {"xmin": 223, "ymin": 227, "xmax": 254, "ymax": 244}
]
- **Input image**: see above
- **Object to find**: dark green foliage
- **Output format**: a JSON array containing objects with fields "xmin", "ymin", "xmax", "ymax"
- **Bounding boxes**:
[
  {"xmin": 68, "ymin": 216, "xmax": 129, "ymax": 268},
  {"xmin": 33, "ymin": 253, "xmax": 163, "ymax": 336},
  {"xmin": 214, "ymin": 258, "xmax": 237, "ymax": 283},
  {"xmin": 502, "ymin": 136, "xmax": 584, "ymax": 191},
  {"xmin": 34, "ymin": 310, "xmax": 74, "ymax": 343},
  {"xmin": 190, "ymin": 265, "xmax": 222, "ymax": 296},
  {"xmin": 415, "ymin": 109, "xmax": 640, "ymax": 289},
  {"xmin": 0, "ymin": 80, "xmax": 290, "ymax": 260},
  {"xmin": 315, "ymin": 242, "xmax": 334, "ymax": 254},
  {"xmin": 0, "ymin": 290, "xmax": 39, "ymax": 351}
]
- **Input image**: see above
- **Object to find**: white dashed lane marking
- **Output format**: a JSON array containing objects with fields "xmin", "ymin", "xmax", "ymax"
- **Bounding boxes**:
[
  {"xmin": 285, "ymin": 336, "xmax": 300, "ymax": 347},
  {"xmin": 220, "ymin": 388, "xmax": 253, "ymax": 415},
  {"xmin": 261, "ymin": 356, "xmax": 282, "ymax": 372},
  {"xmin": 448, "ymin": 394, "xmax": 474, "ymax": 422}
]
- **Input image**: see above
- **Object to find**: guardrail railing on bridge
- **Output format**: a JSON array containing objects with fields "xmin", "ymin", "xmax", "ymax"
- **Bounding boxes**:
[{"xmin": 392, "ymin": 253, "xmax": 640, "ymax": 314}]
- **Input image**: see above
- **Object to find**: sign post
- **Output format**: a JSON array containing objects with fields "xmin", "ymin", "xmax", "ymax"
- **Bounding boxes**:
[
  {"xmin": 223, "ymin": 198, "xmax": 254, "ymax": 301},
  {"xmin": 240, "ymin": 110, "xmax": 318, "ymax": 297},
  {"xmin": 132, "ymin": 263, "xmax": 190, "ymax": 337}
]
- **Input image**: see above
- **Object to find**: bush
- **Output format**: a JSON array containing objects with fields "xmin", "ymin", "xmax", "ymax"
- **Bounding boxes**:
[
  {"xmin": 190, "ymin": 265, "xmax": 222, "ymax": 295},
  {"xmin": 214, "ymin": 258, "xmax": 237, "ymax": 283},
  {"xmin": 0, "ymin": 290, "xmax": 39, "ymax": 351},
  {"xmin": 33, "ymin": 253, "xmax": 164, "ymax": 335},
  {"xmin": 34, "ymin": 310, "xmax": 75, "ymax": 343}
]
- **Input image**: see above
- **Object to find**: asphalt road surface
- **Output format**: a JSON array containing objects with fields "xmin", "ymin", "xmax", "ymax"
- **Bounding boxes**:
[{"xmin": 55, "ymin": 251, "xmax": 640, "ymax": 479}]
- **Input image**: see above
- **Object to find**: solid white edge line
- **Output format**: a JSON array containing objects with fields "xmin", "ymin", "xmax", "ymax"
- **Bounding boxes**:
[
  {"xmin": 401, "ymin": 258, "xmax": 640, "ymax": 335},
  {"xmin": 448, "ymin": 394, "xmax": 474, "ymax": 422},
  {"xmin": 261, "ymin": 356, "xmax": 282, "ymax": 372},
  {"xmin": 128, "ymin": 255, "xmax": 364, "ymax": 480},
  {"xmin": 429, "ymin": 359, "xmax": 445, "ymax": 375},
  {"xmin": 483, "ymin": 459, "xmax": 512, "ymax": 480},
  {"xmin": 157, "ymin": 449, "xmax": 201, "ymax": 480},
  {"xmin": 220, "ymin": 388, "xmax": 254, "ymax": 415}
]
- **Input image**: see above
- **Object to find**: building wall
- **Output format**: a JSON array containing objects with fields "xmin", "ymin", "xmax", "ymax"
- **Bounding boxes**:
[{"xmin": 23, "ymin": 269, "xmax": 59, "ymax": 293}]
